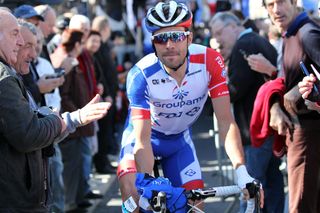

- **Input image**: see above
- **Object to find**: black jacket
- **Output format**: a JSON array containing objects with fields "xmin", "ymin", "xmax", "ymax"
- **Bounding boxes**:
[
  {"xmin": 228, "ymin": 31, "xmax": 277, "ymax": 146},
  {"xmin": 0, "ymin": 61, "xmax": 62, "ymax": 212},
  {"xmin": 94, "ymin": 41, "xmax": 119, "ymax": 100}
]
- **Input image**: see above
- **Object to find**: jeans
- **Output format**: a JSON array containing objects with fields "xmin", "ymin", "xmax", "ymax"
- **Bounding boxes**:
[
  {"xmin": 60, "ymin": 136, "xmax": 92, "ymax": 209},
  {"xmin": 79, "ymin": 136, "xmax": 93, "ymax": 199},
  {"xmin": 240, "ymin": 138, "xmax": 285, "ymax": 213},
  {"xmin": 48, "ymin": 143, "xmax": 64, "ymax": 213}
]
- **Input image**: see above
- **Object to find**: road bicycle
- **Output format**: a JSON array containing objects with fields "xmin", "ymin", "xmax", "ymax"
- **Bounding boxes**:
[{"xmin": 134, "ymin": 173, "xmax": 261, "ymax": 213}]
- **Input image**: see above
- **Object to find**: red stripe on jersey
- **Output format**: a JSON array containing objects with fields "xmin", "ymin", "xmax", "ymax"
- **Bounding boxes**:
[
  {"xmin": 206, "ymin": 48, "xmax": 229, "ymax": 98},
  {"xmin": 182, "ymin": 179, "xmax": 204, "ymax": 190},
  {"xmin": 190, "ymin": 54, "xmax": 205, "ymax": 64},
  {"xmin": 131, "ymin": 108, "xmax": 150, "ymax": 120}
]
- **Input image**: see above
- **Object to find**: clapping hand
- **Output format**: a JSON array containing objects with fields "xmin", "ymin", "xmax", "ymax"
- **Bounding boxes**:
[{"xmin": 78, "ymin": 94, "xmax": 111, "ymax": 125}]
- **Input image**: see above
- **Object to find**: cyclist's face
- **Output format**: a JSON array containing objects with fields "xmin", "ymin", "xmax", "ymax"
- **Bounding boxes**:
[{"xmin": 153, "ymin": 26, "xmax": 192, "ymax": 70}]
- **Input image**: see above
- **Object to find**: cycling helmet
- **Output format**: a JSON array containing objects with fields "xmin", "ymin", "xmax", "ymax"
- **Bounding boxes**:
[{"xmin": 145, "ymin": 1, "xmax": 193, "ymax": 33}]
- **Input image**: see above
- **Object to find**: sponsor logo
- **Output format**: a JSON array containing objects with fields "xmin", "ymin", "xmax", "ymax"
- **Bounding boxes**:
[
  {"xmin": 185, "ymin": 169, "xmax": 196, "ymax": 177},
  {"xmin": 152, "ymin": 79, "xmax": 160, "ymax": 85},
  {"xmin": 153, "ymin": 78, "xmax": 171, "ymax": 85},
  {"xmin": 158, "ymin": 112, "xmax": 183, "ymax": 118},
  {"xmin": 173, "ymin": 90, "xmax": 189, "ymax": 100},
  {"xmin": 221, "ymin": 68, "xmax": 227, "ymax": 78},
  {"xmin": 185, "ymin": 107, "xmax": 200, "ymax": 116},
  {"xmin": 215, "ymin": 56, "xmax": 224, "ymax": 68},
  {"xmin": 153, "ymin": 94, "xmax": 206, "ymax": 109},
  {"xmin": 218, "ymin": 91, "xmax": 229, "ymax": 96},
  {"xmin": 161, "ymin": 78, "xmax": 171, "ymax": 83}
]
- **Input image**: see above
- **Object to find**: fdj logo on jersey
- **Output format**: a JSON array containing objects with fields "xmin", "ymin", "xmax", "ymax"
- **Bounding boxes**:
[
  {"xmin": 158, "ymin": 107, "xmax": 200, "ymax": 119},
  {"xmin": 158, "ymin": 112, "xmax": 183, "ymax": 118}
]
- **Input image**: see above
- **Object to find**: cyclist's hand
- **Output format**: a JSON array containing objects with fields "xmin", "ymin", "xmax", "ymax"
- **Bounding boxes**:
[
  {"xmin": 242, "ymin": 182, "xmax": 265, "ymax": 209},
  {"xmin": 259, "ymin": 188, "xmax": 264, "ymax": 208},
  {"xmin": 236, "ymin": 165, "xmax": 254, "ymax": 190},
  {"xmin": 236, "ymin": 165, "xmax": 264, "ymax": 208}
]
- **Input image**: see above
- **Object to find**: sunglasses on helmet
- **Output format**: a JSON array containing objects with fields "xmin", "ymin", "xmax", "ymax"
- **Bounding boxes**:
[{"xmin": 151, "ymin": 31, "xmax": 190, "ymax": 44}]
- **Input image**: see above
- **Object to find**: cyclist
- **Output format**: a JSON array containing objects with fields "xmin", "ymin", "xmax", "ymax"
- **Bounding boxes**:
[{"xmin": 117, "ymin": 1, "xmax": 263, "ymax": 212}]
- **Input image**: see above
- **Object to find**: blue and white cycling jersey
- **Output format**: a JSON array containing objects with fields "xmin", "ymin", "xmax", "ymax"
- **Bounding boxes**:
[
  {"xmin": 126, "ymin": 44, "xmax": 229, "ymax": 135},
  {"xmin": 117, "ymin": 44, "xmax": 229, "ymax": 189}
]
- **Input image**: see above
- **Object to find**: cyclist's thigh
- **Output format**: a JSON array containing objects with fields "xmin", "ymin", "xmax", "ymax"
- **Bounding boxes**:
[{"xmin": 160, "ymin": 129, "xmax": 204, "ymax": 190}]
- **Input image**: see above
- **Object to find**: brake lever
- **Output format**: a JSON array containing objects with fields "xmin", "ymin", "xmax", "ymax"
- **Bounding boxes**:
[
  {"xmin": 246, "ymin": 180, "xmax": 260, "ymax": 198},
  {"xmin": 187, "ymin": 188, "xmax": 216, "ymax": 200},
  {"xmin": 246, "ymin": 180, "xmax": 261, "ymax": 213}
]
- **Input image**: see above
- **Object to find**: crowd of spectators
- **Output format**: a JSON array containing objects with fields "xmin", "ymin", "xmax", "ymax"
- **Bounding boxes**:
[{"xmin": 0, "ymin": 0, "xmax": 320, "ymax": 212}]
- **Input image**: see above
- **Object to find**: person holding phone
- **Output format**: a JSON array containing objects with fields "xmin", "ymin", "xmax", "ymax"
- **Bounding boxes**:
[
  {"xmin": 209, "ymin": 12, "xmax": 283, "ymax": 213},
  {"xmin": 263, "ymin": 0, "xmax": 320, "ymax": 212},
  {"xmin": 298, "ymin": 72, "xmax": 320, "ymax": 113},
  {"xmin": 298, "ymin": 62, "xmax": 320, "ymax": 101}
]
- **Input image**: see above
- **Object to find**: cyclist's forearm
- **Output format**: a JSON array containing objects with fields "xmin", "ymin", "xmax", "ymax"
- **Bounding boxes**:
[
  {"xmin": 221, "ymin": 122, "xmax": 245, "ymax": 169},
  {"xmin": 134, "ymin": 142, "xmax": 154, "ymax": 173},
  {"xmin": 132, "ymin": 119, "xmax": 154, "ymax": 173}
]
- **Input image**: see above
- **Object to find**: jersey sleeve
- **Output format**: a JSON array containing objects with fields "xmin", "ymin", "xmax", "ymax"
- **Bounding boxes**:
[
  {"xmin": 126, "ymin": 65, "xmax": 151, "ymax": 120},
  {"xmin": 206, "ymin": 48, "xmax": 229, "ymax": 98}
]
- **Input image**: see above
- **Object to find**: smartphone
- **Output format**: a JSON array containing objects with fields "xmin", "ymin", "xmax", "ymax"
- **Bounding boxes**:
[
  {"xmin": 299, "ymin": 61, "xmax": 320, "ymax": 94},
  {"xmin": 310, "ymin": 64, "xmax": 320, "ymax": 80},
  {"xmin": 45, "ymin": 69, "xmax": 65, "ymax": 79}
]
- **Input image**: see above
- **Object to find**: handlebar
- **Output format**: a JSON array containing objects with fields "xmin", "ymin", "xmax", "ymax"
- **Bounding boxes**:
[
  {"xmin": 150, "ymin": 181, "xmax": 261, "ymax": 213},
  {"xmin": 135, "ymin": 173, "xmax": 261, "ymax": 213},
  {"xmin": 185, "ymin": 185, "xmax": 242, "ymax": 200}
]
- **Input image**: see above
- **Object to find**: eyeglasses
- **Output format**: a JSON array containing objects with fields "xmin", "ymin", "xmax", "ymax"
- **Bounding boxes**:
[{"xmin": 151, "ymin": 31, "xmax": 190, "ymax": 44}]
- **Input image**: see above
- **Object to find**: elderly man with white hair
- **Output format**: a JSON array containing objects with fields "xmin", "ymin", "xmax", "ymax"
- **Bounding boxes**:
[
  {"xmin": 0, "ymin": 10, "xmax": 110, "ymax": 212},
  {"xmin": 69, "ymin": 14, "xmax": 91, "ymax": 40}
]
